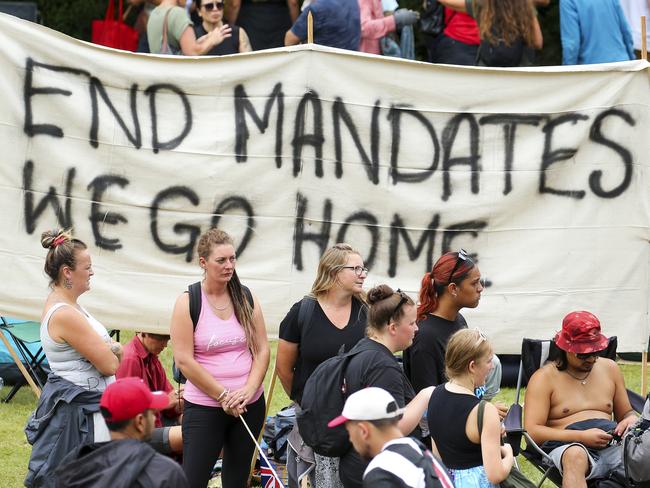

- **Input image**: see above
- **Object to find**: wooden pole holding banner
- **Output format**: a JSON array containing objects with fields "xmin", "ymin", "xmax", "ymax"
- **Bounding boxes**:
[
  {"xmin": 307, "ymin": 11, "xmax": 314, "ymax": 44},
  {"xmin": 642, "ymin": 16, "xmax": 648, "ymax": 398},
  {"xmin": 642, "ymin": 351, "xmax": 647, "ymax": 397},
  {"xmin": 248, "ymin": 361, "xmax": 280, "ymax": 484},
  {"xmin": 642, "ymin": 16, "xmax": 647, "ymax": 60},
  {"xmin": 0, "ymin": 331, "xmax": 41, "ymax": 398}
]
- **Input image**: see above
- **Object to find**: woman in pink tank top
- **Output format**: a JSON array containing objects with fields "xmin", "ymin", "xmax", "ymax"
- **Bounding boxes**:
[{"xmin": 171, "ymin": 228, "xmax": 270, "ymax": 488}]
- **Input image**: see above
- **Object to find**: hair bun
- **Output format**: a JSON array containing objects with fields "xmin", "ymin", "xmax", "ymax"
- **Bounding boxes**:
[
  {"xmin": 40, "ymin": 229, "xmax": 70, "ymax": 249},
  {"xmin": 366, "ymin": 284, "xmax": 395, "ymax": 305}
]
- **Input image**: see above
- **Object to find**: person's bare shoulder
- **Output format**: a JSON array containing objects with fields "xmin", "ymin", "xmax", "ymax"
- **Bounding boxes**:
[{"xmin": 527, "ymin": 362, "xmax": 557, "ymax": 392}]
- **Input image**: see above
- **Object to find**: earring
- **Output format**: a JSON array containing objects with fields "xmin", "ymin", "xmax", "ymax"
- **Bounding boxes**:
[{"xmin": 64, "ymin": 278, "xmax": 73, "ymax": 289}]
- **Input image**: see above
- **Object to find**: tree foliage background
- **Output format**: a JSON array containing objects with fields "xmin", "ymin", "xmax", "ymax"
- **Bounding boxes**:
[{"xmin": 4, "ymin": 0, "xmax": 561, "ymax": 64}]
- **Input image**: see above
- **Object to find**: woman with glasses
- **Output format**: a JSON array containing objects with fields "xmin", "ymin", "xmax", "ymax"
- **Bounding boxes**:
[
  {"xmin": 403, "ymin": 250, "xmax": 502, "ymax": 404},
  {"xmin": 337, "ymin": 284, "xmax": 435, "ymax": 487},
  {"xmin": 193, "ymin": 0, "xmax": 252, "ymax": 54},
  {"xmin": 427, "ymin": 328, "xmax": 514, "ymax": 487},
  {"xmin": 277, "ymin": 243, "xmax": 368, "ymax": 488},
  {"xmin": 171, "ymin": 228, "xmax": 270, "ymax": 487},
  {"xmin": 147, "ymin": 0, "xmax": 232, "ymax": 55}
]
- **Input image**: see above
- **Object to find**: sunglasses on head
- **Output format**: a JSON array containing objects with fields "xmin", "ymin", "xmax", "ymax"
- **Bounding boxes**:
[
  {"xmin": 391, "ymin": 289, "xmax": 409, "ymax": 320},
  {"xmin": 474, "ymin": 327, "xmax": 488, "ymax": 346},
  {"xmin": 202, "ymin": 1, "xmax": 225, "ymax": 11},
  {"xmin": 448, "ymin": 248, "xmax": 470, "ymax": 284}
]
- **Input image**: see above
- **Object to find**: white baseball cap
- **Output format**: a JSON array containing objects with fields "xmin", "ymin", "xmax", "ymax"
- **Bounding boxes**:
[{"xmin": 327, "ymin": 387, "xmax": 405, "ymax": 427}]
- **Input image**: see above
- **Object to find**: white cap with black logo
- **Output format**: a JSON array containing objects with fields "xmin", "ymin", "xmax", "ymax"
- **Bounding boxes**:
[{"xmin": 327, "ymin": 387, "xmax": 405, "ymax": 428}]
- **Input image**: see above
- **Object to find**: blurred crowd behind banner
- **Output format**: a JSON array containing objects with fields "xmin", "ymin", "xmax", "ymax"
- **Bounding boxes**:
[{"xmin": 0, "ymin": 0, "xmax": 565, "ymax": 64}]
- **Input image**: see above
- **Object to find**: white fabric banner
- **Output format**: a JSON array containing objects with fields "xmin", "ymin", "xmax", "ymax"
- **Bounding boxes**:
[{"xmin": 0, "ymin": 13, "xmax": 648, "ymax": 352}]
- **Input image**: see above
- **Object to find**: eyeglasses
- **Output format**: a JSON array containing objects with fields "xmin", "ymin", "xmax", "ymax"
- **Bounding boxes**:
[
  {"xmin": 576, "ymin": 351, "xmax": 600, "ymax": 360},
  {"xmin": 341, "ymin": 266, "xmax": 369, "ymax": 277},
  {"xmin": 391, "ymin": 289, "xmax": 409, "ymax": 319},
  {"xmin": 202, "ymin": 1, "xmax": 225, "ymax": 11},
  {"xmin": 448, "ymin": 248, "xmax": 470, "ymax": 284}
]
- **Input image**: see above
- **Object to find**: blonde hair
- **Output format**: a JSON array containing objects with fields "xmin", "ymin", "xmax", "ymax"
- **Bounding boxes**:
[
  {"xmin": 41, "ymin": 228, "xmax": 87, "ymax": 287},
  {"xmin": 197, "ymin": 228, "xmax": 258, "ymax": 354},
  {"xmin": 310, "ymin": 243, "xmax": 365, "ymax": 301},
  {"xmin": 445, "ymin": 328, "xmax": 492, "ymax": 381}
]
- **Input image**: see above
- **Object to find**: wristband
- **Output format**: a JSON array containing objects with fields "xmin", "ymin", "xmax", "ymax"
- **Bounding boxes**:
[{"xmin": 217, "ymin": 388, "xmax": 229, "ymax": 401}]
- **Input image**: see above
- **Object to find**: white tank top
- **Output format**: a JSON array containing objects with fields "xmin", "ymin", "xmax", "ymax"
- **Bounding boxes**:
[{"xmin": 40, "ymin": 303, "xmax": 115, "ymax": 391}]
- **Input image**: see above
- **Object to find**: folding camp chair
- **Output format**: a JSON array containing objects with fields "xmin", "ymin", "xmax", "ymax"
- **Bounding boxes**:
[
  {"xmin": 0, "ymin": 317, "xmax": 48, "ymax": 402},
  {"xmin": 504, "ymin": 336, "xmax": 645, "ymax": 488}
]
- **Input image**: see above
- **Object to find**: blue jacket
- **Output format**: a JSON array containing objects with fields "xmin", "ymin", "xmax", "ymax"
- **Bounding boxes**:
[
  {"xmin": 560, "ymin": 0, "xmax": 635, "ymax": 65},
  {"xmin": 25, "ymin": 374, "xmax": 102, "ymax": 488}
]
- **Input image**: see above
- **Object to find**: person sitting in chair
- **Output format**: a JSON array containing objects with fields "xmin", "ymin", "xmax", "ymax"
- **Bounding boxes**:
[
  {"xmin": 55, "ymin": 377, "xmax": 188, "ymax": 487},
  {"xmin": 116, "ymin": 332, "xmax": 183, "ymax": 454},
  {"xmin": 524, "ymin": 311, "xmax": 638, "ymax": 488}
]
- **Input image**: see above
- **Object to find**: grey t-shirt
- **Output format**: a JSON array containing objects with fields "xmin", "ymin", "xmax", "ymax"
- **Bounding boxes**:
[{"xmin": 147, "ymin": 5, "xmax": 192, "ymax": 54}]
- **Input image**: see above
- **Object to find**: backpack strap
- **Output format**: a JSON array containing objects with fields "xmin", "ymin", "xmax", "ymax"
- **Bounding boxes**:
[
  {"xmin": 188, "ymin": 281, "xmax": 202, "ymax": 330},
  {"xmin": 298, "ymin": 295, "xmax": 317, "ymax": 344},
  {"xmin": 242, "ymin": 284, "xmax": 254, "ymax": 308}
]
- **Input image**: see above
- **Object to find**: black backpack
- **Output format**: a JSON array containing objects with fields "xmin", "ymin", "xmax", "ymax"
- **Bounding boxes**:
[
  {"xmin": 296, "ymin": 346, "xmax": 363, "ymax": 457},
  {"xmin": 172, "ymin": 281, "xmax": 253, "ymax": 384},
  {"xmin": 420, "ymin": 0, "xmax": 445, "ymax": 37}
]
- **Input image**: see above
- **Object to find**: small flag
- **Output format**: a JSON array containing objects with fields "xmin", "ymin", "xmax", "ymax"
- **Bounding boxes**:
[{"xmin": 259, "ymin": 454, "xmax": 285, "ymax": 488}]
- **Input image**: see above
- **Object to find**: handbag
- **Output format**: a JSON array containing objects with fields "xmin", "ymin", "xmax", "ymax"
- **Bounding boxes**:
[
  {"xmin": 477, "ymin": 401, "xmax": 536, "ymax": 488},
  {"xmin": 91, "ymin": 0, "xmax": 138, "ymax": 51}
]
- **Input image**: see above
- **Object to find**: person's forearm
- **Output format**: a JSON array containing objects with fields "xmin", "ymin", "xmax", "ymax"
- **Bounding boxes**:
[
  {"xmin": 277, "ymin": 368, "xmax": 294, "ymax": 397},
  {"xmin": 245, "ymin": 347, "xmax": 270, "ymax": 390},
  {"xmin": 398, "ymin": 389, "xmax": 430, "ymax": 434},
  {"xmin": 287, "ymin": 0, "xmax": 299, "ymax": 22},
  {"xmin": 176, "ymin": 354, "xmax": 226, "ymax": 399},
  {"xmin": 227, "ymin": 2, "xmax": 241, "ymax": 24},
  {"xmin": 527, "ymin": 424, "xmax": 584, "ymax": 445}
]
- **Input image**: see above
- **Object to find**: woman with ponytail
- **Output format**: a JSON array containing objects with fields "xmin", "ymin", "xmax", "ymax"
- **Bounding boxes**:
[
  {"xmin": 403, "ymin": 250, "xmax": 484, "ymax": 395},
  {"xmin": 171, "ymin": 228, "xmax": 270, "ymax": 488}
]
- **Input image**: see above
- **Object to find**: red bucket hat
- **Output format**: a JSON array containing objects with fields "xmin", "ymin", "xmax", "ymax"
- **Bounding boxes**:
[{"xmin": 554, "ymin": 311, "xmax": 609, "ymax": 354}]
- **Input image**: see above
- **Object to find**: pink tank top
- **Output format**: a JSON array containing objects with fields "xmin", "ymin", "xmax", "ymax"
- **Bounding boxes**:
[{"xmin": 183, "ymin": 289, "xmax": 264, "ymax": 407}]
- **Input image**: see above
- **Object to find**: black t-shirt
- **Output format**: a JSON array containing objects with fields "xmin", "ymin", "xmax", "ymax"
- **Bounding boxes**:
[
  {"xmin": 339, "ymin": 338, "xmax": 417, "ymax": 488},
  {"xmin": 279, "ymin": 297, "xmax": 366, "ymax": 403},
  {"xmin": 402, "ymin": 313, "xmax": 467, "ymax": 393},
  {"xmin": 193, "ymin": 23, "xmax": 240, "ymax": 55}
]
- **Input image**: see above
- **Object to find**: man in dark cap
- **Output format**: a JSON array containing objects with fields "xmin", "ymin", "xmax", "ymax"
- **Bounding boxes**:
[
  {"xmin": 524, "ymin": 311, "xmax": 638, "ymax": 488},
  {"xmin": 55, "ymin": 377, "xmax": 188, "ymax": 488}
]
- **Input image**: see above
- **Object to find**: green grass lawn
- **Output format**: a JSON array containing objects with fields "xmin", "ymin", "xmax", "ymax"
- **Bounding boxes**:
[{"xmin": 0, "ymin": 334, "xmax": 644, "ymax": 487}]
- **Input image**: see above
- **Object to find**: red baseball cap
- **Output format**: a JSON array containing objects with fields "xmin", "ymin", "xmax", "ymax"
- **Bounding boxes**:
[
  {"xmin": 554, "ymin": 311, "xmax": 609, "ymax": 354},
  {"xmin": 100, "ymin": 377, "xmax": 168, "ymax": 423}
]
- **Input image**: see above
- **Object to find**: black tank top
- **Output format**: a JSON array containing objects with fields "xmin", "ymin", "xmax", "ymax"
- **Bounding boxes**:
[
  {"xmin": 427, "ymin": 383, "xmax": 483, "ymax": 469},
  {"xmin": 193, "ymin": 23, "xmax": 240, "ymax": 55}
]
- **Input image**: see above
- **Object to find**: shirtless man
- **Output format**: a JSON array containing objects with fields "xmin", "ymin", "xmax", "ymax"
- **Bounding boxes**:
[{"xmin": 524, "ymin": 311, "xmax": 638, "ymax": 488}]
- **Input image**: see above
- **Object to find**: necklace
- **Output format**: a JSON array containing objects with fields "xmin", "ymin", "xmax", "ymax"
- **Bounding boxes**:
[
  {"xmin": 565, "ymin": 369, "xmax": 591, "ymax": 385},
  {"xmin": 449, "ymin": 379, "xmax": 475, "ymax": 394},
  {"xmin": 204, "ymin": 292, "xmax": 231, "ymax": 312}
]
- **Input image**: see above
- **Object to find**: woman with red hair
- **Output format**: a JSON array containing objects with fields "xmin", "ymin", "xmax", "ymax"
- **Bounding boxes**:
[
  {"xmin": 403, "ymin": 250, "xmax": 484, "ymax": 394},
  {"xmin": 404, "ymin": 250, "xmax": 504, "ymax": 408}
]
